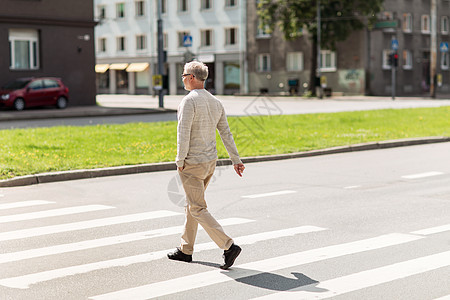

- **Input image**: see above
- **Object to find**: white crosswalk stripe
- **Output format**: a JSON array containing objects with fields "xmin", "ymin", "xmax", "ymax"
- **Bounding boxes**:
[
  {"xmin": 252, "ymin": 251, "xmax": 450, "ymax": 299},
  {"xmin": 0, "ymin": 210, "xmax": 182, "ymax": 242},
  {"xmin": 1, "ymin": 199, "xmax": 449, "ymax": 300},
  {"xmin": 0, "ymin": 200, "xmax": 55, "ymax": 210},
  {"xmin": 0, "ymin": 205, "xmax": 114, "ymax": 223},
  {"xmin": 88, "ymin": 233, "xmax": 422, "ymax": 300},
  {"xmin": 0, "ymin": 225, "xmax": 325, "ymax": 289},
  {"xmin": 0, "ymin": 217, "xmax": 254, "ymax": 264}
]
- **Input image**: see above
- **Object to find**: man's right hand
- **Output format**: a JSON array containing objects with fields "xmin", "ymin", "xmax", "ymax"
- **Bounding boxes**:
[{"xmin": 234, "ymin": 163, "xmax": 245, "ymax": 177}]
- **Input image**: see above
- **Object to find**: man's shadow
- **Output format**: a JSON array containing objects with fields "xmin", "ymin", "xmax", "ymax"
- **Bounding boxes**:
[{"xmin": 193, "ymin": 261, "xmax": 328, "ymax": 293}]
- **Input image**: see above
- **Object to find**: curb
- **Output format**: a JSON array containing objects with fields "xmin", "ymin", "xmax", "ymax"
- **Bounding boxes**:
[{"xmin": 0, "ymin": 136, "xmax": 448, "ymax": 188}]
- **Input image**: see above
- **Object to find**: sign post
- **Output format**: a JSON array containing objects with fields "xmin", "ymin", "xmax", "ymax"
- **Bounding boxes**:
[{"xmin": 391, "ymin": 38, "xmax": 398, "ymax": 100}]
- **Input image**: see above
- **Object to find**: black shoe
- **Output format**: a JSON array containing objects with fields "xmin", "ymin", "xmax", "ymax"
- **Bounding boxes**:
[
  {"xmin": 167, "ymin": 248, "xmax": 192, "ymax": 262},
  {"xmin": 220, "ymin": 243, "xmax": 241, "ymax": 270}
]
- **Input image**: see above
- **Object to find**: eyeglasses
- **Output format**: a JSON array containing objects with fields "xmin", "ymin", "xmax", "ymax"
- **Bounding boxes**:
[{"xmin": 181, "ymin": 73, "xmax": 194, "ymax": 79}]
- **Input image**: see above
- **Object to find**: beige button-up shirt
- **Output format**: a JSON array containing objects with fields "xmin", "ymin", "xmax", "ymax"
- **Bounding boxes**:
[{"xmin": 176, "ymin": 89, "xmax": 242, "ymax": 167}]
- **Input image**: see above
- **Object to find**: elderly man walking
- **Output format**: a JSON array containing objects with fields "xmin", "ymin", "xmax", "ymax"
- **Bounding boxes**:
[{"xmin": 167, "ymin": 61, "xmax": 245, "ymax": 270}]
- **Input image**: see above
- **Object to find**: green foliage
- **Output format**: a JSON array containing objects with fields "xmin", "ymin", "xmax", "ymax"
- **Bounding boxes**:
[
  {"xmin": 0, "ymin": 106, "xmax": 448, "ymax": 180},
  {"xmin": 258, "ymin": 0, "xmax": 384, "ymax": 50}
]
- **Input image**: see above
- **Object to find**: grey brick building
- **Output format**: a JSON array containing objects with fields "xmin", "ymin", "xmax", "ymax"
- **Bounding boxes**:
[
  {"xmin": 0, "ymin": 0, "xmax": 97, "ymax": 106},
  {"xmin": 247, "ymin": 0, "xmax": 450, "ymax": 97}
]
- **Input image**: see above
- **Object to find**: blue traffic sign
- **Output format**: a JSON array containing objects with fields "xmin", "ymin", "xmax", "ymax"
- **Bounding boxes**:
[
  {"xmin": 391, "ymin": 39, "xmax": 399, "ymax": 50},
  {"xmin": 183, "ymin": 35, "xmax": 192, "ymax": 47},
  {"xmin": 440, "ymin": 42, "xmax": 449, "ymax": 53}
]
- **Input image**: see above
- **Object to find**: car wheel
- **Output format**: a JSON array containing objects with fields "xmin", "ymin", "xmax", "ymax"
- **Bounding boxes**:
[
  {"xmin": 14, "ymin": 98, "xmax": 25, "ymax": 111},
  {"xmin": 56, "ymin": 97, "xmax": 68, "ymax": 109}
]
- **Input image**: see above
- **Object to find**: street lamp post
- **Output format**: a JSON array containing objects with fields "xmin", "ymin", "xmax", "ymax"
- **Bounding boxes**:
[
  {"xmin": 157, "ymin": 0, "xmax": 164, "ymax": 108},
  {"xmin": 317, "ymin": 0, "xmax": 323, "ymax": 99}
]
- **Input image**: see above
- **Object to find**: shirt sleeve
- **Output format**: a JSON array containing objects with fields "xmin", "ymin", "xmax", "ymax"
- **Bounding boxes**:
[
  {"xmin": 176, "ymin": 97, "xmax": 195, "ymax": 167},
  {"xmin": 216, "ymin": 105, "xmax": 242, "ymax": 165}
]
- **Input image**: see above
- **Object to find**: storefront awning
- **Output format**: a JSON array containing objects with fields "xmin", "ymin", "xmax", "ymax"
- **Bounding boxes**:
[
  {"xmin": 109, "ymin": 63, "xmax": 129, "ymax": 70},
  {"xmin": 95, "ymin": 64, "xmax": 109, "ymax": 73},
  {"xmin": 126, "ymin": 63, "xmax": 149, "ymax": 72}
]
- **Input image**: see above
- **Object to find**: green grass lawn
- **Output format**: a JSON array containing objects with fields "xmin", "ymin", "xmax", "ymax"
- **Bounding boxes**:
[{"xmin": 0, "ymin": 106, "xmax": 449, "ymax": 180}]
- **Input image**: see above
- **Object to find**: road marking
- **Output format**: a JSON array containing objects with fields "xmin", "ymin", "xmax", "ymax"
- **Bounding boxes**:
[
  {"xmin": 252, "ymin": 250, "xmax": 450, "ymax": 299},
  {"xmin": 0, "ymin": 200, "xmax": 55, "ymax": 210},
  {"xmin": 0, "ymin": 225, "xmax": 327, "ymax": 289},
  {"xmin": 411, "ymin": 224, "xmax": 450, "ymax": 236},
  {"xmin": 0, "ymin": 210, "xmax": 182, "ymax": 242},
  {"xmin": 241, "ymin": 190, "xmax": 297, "ymax": 199},
  {"xmin": 344, "ymin": 186, "xmax": 361, "ymax": 189},
  {"xmin": 88, "ymin": 233, "xmax": 422, "ymax": 300},
  {"xmin": 434, "ymin": 295, "xmax": 450, "ymax": 300},
  {"xmin": 401, "ymin": 171, "xmax": 444, "ymax": 179},
  {"xmin": 0, "ymin": 205, "xmax": 114, "ymax": 224},
  {"xmin": 0, "ymin": 218, "xmax": 255, "ymax": 264}
]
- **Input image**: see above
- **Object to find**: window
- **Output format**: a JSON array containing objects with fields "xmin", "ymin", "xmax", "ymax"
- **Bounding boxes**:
[
  {"xmin": 98, "ymin": 38, "xmax": 107, "ymax": 53},
  {"xmin": 201, "ymin": 0, "xmax": 211, "ymax": 10},
  {"xmin": 225, "ymin": 28, "xmax": 238, "ymax": 45},
  {"xmin": 441, "ymin": 52, "xmax": 449, "ymax": 70},
  {"xmin": 43, "ymin": 79, "xmax": 60, "ymax": 88},
  {"xmin": 225, "ymin": 0, "xmax": 237, "ymax": 7},
  {"xmin": 319, "ymin": 50, "xmax": 336, "ymax": 72},
  {"xmin": 201, "ymin": 29, "xmax": 213, "ymax": 47},
  {"xmin": 136, "ymin": 35, "xmax": 146, "ymax": 50},
  {"xmin": 286, "ymin": 52, "xmax": 303, "ymax": 71},
  {"xmin": 403, "ymin": 50, "xmax": 412, "ymax": 69},
  {"xmin": 442, "ymin": 16, "xmax": 449, "ymax": 34},
  {"xmin": 98, "ymin": 5, "xmax": 106, "ymax": 19},
  {"xmin": 178, "ymin": 31, "xmax": 190, "ymax": 47},
  {"xmin": 382, "ymin": 50, "xmax": 392, "ymax": 69},
  {"xmin": 257, "ymin": 19, "xmax": 271, "ymax": 38},
  {"xmin": 135, "ymin": 1, "xmax": 145, "ymax": 16},
  {"xmin": 29, "ymin": 79, "xmax": 44, "ymax": 90},
  {"xmin": 402, "ymin": 13, "xmax": 412, "ymax": 33},
  {"xmin": 178, "ymin": 0, "xmax": 188, "ymax": 12},
  {"xmin": 421, "ymin": 15, "xmax": 430, "ymax": 33},
  {"xmin": 116, "ymin": 3, "xmax": 125, "ymax": 18},
  {"xmin": 117, "ymin": 36, "xmax": 126, "ymax": 51},
  {"xmin": 9, "ymin": 29, "xmax": 39, "ymax": 70},
  {"xmin": 161, "ymin": 0, "xmax": 166, "ymax": 13},
  {"xmin": 163, "ymin": 33, "xmax": 168, "ymax": 50},
  {"xmin": 256, "ymin": 54, "xmax": 271, "ymax": 72},
  {"xmin": 380, "ymin": 11, "xmax": 394, "ymax": 20}
]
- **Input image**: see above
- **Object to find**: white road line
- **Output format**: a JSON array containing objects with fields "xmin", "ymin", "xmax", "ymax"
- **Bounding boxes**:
[
  {"xmin": 0, "ymin": 218, "xmax": 255, "ymax": 264},
  {"xmin": 434, "ymin": 295, "xmax": 450, "ymax": 300},
  {"xmin": 0, "ymin": 225, "xmax": 326, "ymax": 289},
  {"xmin": 411, "ymin": 224, "xmax": 450, "ymax": 236},
  {"xmin": 344, "ymin": 186, "xmax": 361, "ymax": 189},
  {"xmin": 252, "ymin": 250, "xmax": 450, "ymax": 299},
  {"xmin": 0, "ymin": 205, "xmax": 114, "ymax": 224},
  {"xmin": 0, "ymin": 200, "xmax": 55, "ymax": 210},
  {"xmin": 88, "ymin": 233, "xmax": 422, "ymax": 300},
  {"xmin": 401, "ymin": 171, "xmax": 444, "ymax": 179},
  {"xmin": 0, "ymin": 210, "xmax": 182, "ymax": 242},
  {"xmin": 242, "ymin": 190, "xmax": 297, "ymax": 199}
]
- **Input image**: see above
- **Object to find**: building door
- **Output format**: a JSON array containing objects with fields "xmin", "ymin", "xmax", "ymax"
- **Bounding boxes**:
[
  {"xmin": 205, "ymin": 63, "xmax": 215, "ymax": 94},
  {"xmin": 422, "ymin": 52, "xmax": 430, "ymax": 93}
]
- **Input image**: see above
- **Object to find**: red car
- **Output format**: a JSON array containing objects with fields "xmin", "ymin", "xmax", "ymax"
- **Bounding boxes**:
[{"xmin": 0, "ymin": 77, "xmax": 69, "ymax": 111}]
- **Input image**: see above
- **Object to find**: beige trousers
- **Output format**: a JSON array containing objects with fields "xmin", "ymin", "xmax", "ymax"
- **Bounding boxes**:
[{"xmin": 178, "ymin": 160, "xmax": 234, "ymax": 255}]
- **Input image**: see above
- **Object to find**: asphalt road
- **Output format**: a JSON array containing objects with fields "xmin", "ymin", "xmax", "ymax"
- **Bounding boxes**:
[{"xmin": 0, "ymin": 142, "xmax": 449, "ymax": 299}]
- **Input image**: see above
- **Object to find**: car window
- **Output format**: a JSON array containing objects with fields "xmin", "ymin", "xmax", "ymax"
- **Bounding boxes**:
[
  {"xmin": 2, "ymin": 79, "xmax": 30, "ymax": 90},
  {"xmin": 28, "ymin": 80, "xmax": 44, "ymax": 90},
  {"xmin": 43, "ymin": 79, "xmax": 60, "ymax": 88}
]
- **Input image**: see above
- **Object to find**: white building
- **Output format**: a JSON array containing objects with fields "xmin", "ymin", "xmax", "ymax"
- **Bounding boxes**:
[{"xmin": 94, "ymin": 0, "xmax": 247, "ymax": 95}]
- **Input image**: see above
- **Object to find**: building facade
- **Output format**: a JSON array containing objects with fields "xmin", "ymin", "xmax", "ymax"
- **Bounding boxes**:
[
  {"xmin": 95, "ymin": 0, "xmax": 247, "ymax": 95},
  {"xmin": 247, "ymin": 0, "xmax": 450, "ymax": 97},
  {"xmin": 0, "ymin": 0, "xmax": 97, "ymax": 106}
]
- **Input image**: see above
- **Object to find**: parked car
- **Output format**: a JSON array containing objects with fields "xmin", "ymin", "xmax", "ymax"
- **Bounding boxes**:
[{"xmin": 0, "ymin": 77, "xmax": 69, "ymax": 111}]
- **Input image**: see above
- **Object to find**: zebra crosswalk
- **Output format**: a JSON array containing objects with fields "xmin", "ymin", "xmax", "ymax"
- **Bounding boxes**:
[{"xmin": 0, "ymin": 198, "xmax": 449, "ymax": 300}]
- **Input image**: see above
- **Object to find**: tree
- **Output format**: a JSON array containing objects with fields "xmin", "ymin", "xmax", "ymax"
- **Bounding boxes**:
[{"xmin": 258, "ymin": 0, "xmax": 384, "ymax": 95}]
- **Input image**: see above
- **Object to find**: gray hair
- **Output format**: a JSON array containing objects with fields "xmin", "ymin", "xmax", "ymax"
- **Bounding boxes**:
[{"xmin": 184, "ymin": 61, "xmax": 208, "ymax": 81}]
